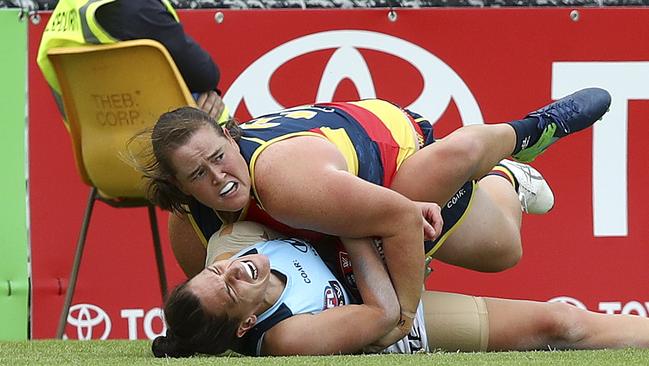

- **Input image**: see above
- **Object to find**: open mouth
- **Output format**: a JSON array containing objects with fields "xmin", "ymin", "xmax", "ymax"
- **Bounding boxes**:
[
  {"xmin": 220, "ymin": 181, "xmax": 237, "ymax": 196},
  {"xmin": 242, "ymin": 260, "xmax": 258, "ymax": 280}
]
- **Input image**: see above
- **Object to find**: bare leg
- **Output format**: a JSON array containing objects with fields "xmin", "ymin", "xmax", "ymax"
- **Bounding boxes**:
[
  {"xmin": 391, "ymin": 124, "xmax": 523, "ymax": 271},
  {"xmin": 434, "ymin": 176, "xmax": 523, "ymax": 271},
  {"xmin": 485, "ymin": 297, "xmax": 649, "ymax": 350},
  {"xmin": 422, "ymin": 291, "xmax": 649, "ymax": 352},
  {"xmin": 391, "ymin": 124, "xmax": 516, "ymax": 205}
]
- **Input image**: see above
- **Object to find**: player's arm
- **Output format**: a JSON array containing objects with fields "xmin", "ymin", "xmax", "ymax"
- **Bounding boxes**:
[
  {"xmin": 261, "ymin": 236, "xmax": 399, "ymax": 355},
  {"xmin": 96, "ymin": 1, "xmax": 219, "ymax": 92},
  {"xmin": 255, "ymin": 136, "xmax": 425, "ymax": 333},
  {"xmin": 168, "ymin": 212, "xmax": 206, "ymax": 277}
]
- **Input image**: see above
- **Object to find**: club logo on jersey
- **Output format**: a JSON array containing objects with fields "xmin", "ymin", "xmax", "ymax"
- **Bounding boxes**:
[
  {"xmin": 285, "ymin": 238, "xmax": 309, "ymax": 253},
  {"xmin": 323, "ymin": 281, "xmax": 346, "ymax": 310}
]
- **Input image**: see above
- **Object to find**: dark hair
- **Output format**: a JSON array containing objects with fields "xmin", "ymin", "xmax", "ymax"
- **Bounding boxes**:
[
  {"xmin": 127, "ymin": 107, "xmax": 241, "ymax": 214},
  {"xmin": 152, "ymin": 281, "xmax": 243, "ymax": 358}
]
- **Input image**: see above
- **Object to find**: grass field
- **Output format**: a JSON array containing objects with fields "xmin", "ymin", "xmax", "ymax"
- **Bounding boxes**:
[{"xmin": 1, "ymin": 341, "xmax": 649, "ymax": 366}]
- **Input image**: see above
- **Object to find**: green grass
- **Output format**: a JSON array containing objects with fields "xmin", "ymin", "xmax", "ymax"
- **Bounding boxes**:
[{"xmin": 1, "ymin": 341, "xmax": 648, "ymax": 365}]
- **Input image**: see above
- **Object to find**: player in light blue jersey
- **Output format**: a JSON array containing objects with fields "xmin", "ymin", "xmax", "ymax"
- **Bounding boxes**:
[
  {"xmin": 154, "ymin": 223, "xmax": 402, "ymax": 356},
  {"xmin": 152, "ymin": 222, "xmax": 649, "ymax": 357}
]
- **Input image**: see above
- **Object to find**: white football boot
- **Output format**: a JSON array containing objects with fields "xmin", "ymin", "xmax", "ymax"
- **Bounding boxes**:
[{"xmin": 499, "ymin": 159, "xmax": 555, "ymax": 214}]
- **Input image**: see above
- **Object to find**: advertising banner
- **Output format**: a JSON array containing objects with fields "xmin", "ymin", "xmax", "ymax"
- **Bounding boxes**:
[
  {"xmin": 28, "ymin": 8, "xmax": 649, "ymax": 339},
  {"xmin": 0, "ymin": 9, "xmax": 29, "ymax": 340}
]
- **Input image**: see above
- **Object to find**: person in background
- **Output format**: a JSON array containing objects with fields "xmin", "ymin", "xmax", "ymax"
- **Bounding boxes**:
[{"xmin": 36, "ymin": 0, "xmax": 228, "ymax": 122}]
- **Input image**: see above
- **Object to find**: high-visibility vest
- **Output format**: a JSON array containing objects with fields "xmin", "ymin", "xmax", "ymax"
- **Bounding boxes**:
[{"xmin": 36, "ymin": 0, "xmax": 179, "ymax": 103}]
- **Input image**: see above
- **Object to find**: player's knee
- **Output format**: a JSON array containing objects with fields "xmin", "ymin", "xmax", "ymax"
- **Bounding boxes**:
[
  {"xmin": 435, "ymin": 133, "xmax": 484, "ymax": 174},
  {"xmin": 498, "ymin": 244, "xmax": 522, "ymax": 271},
  {"xmin": 480, "ymin": 237, "xmax": 522, "ymax": 272},
  {"xmin": 539, "ymin": 302, "xmax": 589, "ymax": 347},
  {"xmin": 493, "ymin": 219, "xmax": 523, "ymax": 271},
  {"xmin": 485, "ymin": 252, "xmax": 521, "ymax": 272}
]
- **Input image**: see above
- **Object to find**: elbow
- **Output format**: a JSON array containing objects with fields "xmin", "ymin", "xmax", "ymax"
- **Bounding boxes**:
[
  {"xmin": 391, "ymin": 203, "xmax": 424, "ymax": 245},
  {"xmin": 363, "ymin": 293, "xmax": 401, "ymax": 335},
  {"xmin": 386, "ymin": 201, "xmax": 422, "ymax": 237},
  {"xmin": 374, "ymin": 296, "xmax": 401, "ymax": 332},
  {"xmin": 372, "ymin": 311, "xmax": 399, "ymax": 336},
  {"xmin": 386, "ymin": 302, "xmax": 401, "ymax": 330}
]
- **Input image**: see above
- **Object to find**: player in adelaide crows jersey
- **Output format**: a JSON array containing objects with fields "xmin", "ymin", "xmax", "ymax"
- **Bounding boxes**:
[
  {"xmin": 134, "ymin": 88, "xmax": 611, "ymax": 345},
  {"xmin": 186, "ymin": 99, "xmax": 460, "ymax": 253}
]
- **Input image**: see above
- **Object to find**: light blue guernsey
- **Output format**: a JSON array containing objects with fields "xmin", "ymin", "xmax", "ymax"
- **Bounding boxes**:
[
  {"xmin": 236, "ymin": 238, "xmax": 428, "ymax": 355},
  {"xmin": 237, "ymin": 239, "xmax": 353, "ymax": 355}
]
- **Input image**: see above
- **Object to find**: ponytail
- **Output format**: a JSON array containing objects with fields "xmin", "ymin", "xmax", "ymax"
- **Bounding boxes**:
[{"xmin": 152, "ymin": 281, "xmax": 243, "ymax": 358}]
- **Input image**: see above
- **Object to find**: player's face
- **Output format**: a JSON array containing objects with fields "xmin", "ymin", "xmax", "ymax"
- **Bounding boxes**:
[
  {"xmin": 170, "ymin": 126, "xmax": 251, "ymax": 212},
  {"xmin": 189, "ymin": 254, "xmax": 272, "ymax": 320}
]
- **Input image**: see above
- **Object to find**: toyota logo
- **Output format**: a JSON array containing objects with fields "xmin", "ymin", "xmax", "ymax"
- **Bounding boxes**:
[
  {"xmin": 547, "ymin": 296, "xmax": 588, "ymax": 310},
  {"xmin": 224, "ymin": 30, "xmax": 483, "ymax": 125},
  {"xmin": 64, "ymin": 303, "xmax": 112, "ymax": 340}
]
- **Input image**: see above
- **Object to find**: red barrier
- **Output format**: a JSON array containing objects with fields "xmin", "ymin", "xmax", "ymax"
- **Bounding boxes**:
[{"xmin": 28, "ymin": 8, "xmax": 649, "ymax": 339}]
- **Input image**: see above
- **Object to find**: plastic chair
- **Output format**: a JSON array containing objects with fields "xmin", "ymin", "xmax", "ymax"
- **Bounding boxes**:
[{"xmin": 47, "ymin": 39, "xmax": 196, "ymax": 339}]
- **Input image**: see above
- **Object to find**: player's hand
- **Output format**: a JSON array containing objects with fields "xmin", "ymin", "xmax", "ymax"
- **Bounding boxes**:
[
  {"xmin": 414, "ymin": 201, "xmax": 443, "ymax": 241},
  {"xmin": 196, "ymin": 90, "xmax": 226, "ymax": 121}
]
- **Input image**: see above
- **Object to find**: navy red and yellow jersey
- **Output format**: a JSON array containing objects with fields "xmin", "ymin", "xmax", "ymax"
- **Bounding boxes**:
[
  {"xmin": 187, "ymin": 99, "xmax": 438, "ymax": 248},
  {"xmin": 238, "ymin": 99, "xmax": 431, "ymax": 191},
  {"xmin": 233, "ymin": 99, "xmax": 432, "ymax": 240}
]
